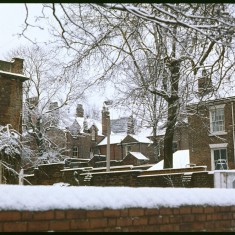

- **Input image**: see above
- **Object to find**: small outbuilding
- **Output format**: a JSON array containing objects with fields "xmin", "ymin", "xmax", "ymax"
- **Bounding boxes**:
[{"xmin": 122, "ymin": 151, "xmax": 149, "ymax": 166}]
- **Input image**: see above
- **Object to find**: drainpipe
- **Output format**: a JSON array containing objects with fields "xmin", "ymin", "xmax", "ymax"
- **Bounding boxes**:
[{"xmin": 231, "ymin": 102, "xmax": 235, "ymax": 164}]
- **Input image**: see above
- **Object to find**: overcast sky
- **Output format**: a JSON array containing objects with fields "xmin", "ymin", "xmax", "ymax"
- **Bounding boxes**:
[
  {"xmin": 0, "ymin": 4, "xmax": 41, "ymax": 58},
  {"xmin": 0, "ymin": 3, "xmax": 126, "ymax": 119}
]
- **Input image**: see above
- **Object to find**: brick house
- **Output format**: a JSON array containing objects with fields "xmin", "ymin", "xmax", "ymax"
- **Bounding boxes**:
[
  {"xmin": 0, "ymin": 57, "xmax": 28, "ymax": 182},
  {"xmin": 98, "ymin": 106, "xmax": 155, "ymax": 163},
  {"xmin": 63, "ymin": 104, "xmax": 104, "ymax": 159},
  {"xmin": 39, "ymin": 103, "xmax": 105, "ymax": 160},
  {"xmin": 97, "ymin": 133, "xmax": 154, "ymax": 161},
  {"xmin": 98, "ymin": 104, "xmax": 190, "ymax": 164},
  {"xmin": 187, "ymin": 96, "xmax": 235, "ymax": 171},
  {"xmin": 0, "ymin": 57, "xmax": 28, "ymax": 133}
]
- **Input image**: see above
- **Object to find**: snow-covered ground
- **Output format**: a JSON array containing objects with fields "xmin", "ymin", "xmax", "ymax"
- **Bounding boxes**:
[{"xmin": 0, "ymin": 185, "xmax": 235, "ymax": 211}]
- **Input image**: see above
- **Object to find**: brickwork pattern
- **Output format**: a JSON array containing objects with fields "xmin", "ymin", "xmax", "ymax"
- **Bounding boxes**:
[
  {"xmin": 0, "ymin": 206, "xmax": 234, "ymax": 232},
  {"xmin": 188, "ymin": 102, "xmax": 235, "ymax": 170},
  {"xmin": 0, "ymin": 77, "xmax": 23, "ymax": 132}
]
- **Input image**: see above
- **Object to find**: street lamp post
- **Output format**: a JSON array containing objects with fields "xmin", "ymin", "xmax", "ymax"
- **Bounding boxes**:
[
  {"xmin": 104, "ymin": 100, "xmax": 113, "ymax": 172},
  {"xmin": 106, "ymin": 110, "xmax": 110, "ymax": 172}
]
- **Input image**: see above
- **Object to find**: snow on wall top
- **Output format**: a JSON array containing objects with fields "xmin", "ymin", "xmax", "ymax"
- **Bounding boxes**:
[
  {"xmin": 0, "ymin": 70, "xmax": 29, "ymax": 81},
  {"xmin": 0, "ymin": 185, "xmax": 235, "ymax": 211},
  {"xmin": 147, "ymin": 150, "xmax": 190, "ymax": 170}
]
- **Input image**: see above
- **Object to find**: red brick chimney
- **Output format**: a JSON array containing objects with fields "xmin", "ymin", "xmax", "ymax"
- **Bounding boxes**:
[{"xmin": 11, "ymin": 58, "xmax": 24, "ymax": 74}]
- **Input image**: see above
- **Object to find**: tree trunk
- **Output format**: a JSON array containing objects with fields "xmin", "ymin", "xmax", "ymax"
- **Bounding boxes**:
[
  {"xmin": 163, "ymin": 59, "xmax": 180, "ymax": 168},
  {"xmin": 163, "ymin": 99, "xmax": 178, "ymax": 168}
]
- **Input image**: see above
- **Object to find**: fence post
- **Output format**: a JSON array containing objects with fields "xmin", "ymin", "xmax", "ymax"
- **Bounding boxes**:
[{"xmin": 19, "ymin": 168, "xmax": 24, "ymax": 185}]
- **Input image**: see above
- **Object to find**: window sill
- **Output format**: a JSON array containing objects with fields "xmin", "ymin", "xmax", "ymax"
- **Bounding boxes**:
[{"xmin": 209, "ymin": 131, "xmax": 227, "ymax": 136}]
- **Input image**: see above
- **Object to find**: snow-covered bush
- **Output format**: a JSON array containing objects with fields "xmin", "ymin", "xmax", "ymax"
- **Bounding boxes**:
[{"xmin": 0, "ymin": 124, "xmax": 22, "ymax": 158}]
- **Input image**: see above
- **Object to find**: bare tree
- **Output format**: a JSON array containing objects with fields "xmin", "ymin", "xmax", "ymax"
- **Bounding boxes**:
[
  {"xmin": 7, "ymin": 45, "xmax": 88, "ymax": 167},
  {"xmin": 21, "ymin": 3, "xmax": 235, "ymax": 168}
]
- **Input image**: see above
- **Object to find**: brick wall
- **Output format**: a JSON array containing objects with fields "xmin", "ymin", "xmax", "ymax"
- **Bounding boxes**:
[
  {"xmin": 25, "ymin": 163, "xmax": 65, "ymax": 185},
  {"xmin": 80, "ymin": 170, "xmax": 141, "ymax": 187},
  {"xmin": 23, "ymin": 163, "xmax": 214, "ymax": 188},
  {"xmin": 0, "ymin": 205, "xmax": 234, "ymax": 232},
  {"xmin": 0, "ymin": 58, "xmax": 27, "ymax": 133},
  {"xmin": 0, "ymin": 77, "xmax": 23, "ymax": 132}
]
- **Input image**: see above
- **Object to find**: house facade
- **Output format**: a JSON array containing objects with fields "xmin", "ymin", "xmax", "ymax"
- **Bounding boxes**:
[
  {"xmin": 97, "ymin": 133, "xmax": 155, "ymax": 162},
  {"xmin": 0, "ymin": 57, "xmax": 28, "ymax": 133},
  {"xmin": 187, "ymin": 96, "xmax": 235, "ymax": 171},
  {"xmin": 0, "ymin": 57, "xmax": 28, "ymax": 182},
  {"xmin": 63, "ymin": 104, "xmax": 104, "ymax": 159}
]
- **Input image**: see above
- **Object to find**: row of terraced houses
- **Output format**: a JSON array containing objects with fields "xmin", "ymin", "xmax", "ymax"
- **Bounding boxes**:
[{"xmin": 1, "ymin": 57, "xmax": 235, "ymax": 185}]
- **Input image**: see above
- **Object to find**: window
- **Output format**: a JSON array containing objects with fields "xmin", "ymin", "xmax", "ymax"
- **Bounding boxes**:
[
  {"xmin": 209, "ymin": 105, "xmax": 225, "ymax": 134},
  {"xmin": 213, "ymin": 149, "xmax": 228, "ymax": 170},
  {"xmin": 210, "ymin": 144, "xmax": 228, "ymax": 170},
  {"xmin": 72, "ymin": 147, "xmax": 78, "ymax": 157}
]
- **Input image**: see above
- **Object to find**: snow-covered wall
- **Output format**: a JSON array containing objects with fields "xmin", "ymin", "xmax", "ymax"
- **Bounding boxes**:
[
  {"xmin": 0, "ymin": 185, "xmax": 235, "ymax": 232},
  {"xmin": 1, "ymin": 185, "xmax": 235, "ymax": 211}
]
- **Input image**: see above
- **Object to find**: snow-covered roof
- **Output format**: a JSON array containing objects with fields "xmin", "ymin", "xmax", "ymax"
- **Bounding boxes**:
[
  {"xmin": 147, "ymin": 150, "xmax": 190, "ymax": 171},
  {"xmin": 98, "ymin": 133, "xmax": 152, "ymax": 146},
  {"xmin": 128, "ymin": 134, "xmax": 152, "ymax": 144},
  {"xmin": 59, "ymin": 115, "xmax": 103, "ymax": 136},
  {"xmin": 76, "ymin": 117, "xmax": 101, "ymax": 133},
  {"xmin": 129, "ymin": 152, "xmax": 148, "ymax": 160},
  {"xmin": 1, "ymin": 185, "xmax": 235, "ymax": 211},
  {"xmin": 97, "ymin": 134, "xmax": 126, "ymax": 146}
]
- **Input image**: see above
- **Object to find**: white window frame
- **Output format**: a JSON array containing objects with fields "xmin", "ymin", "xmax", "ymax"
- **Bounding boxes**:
[
  {"xmin": 209, "ymin": 143, "xmax": 228, "ymax": 170},
  {"xmin": 209, "ymin": 104, "xmax": 227, "ymax": 136}
]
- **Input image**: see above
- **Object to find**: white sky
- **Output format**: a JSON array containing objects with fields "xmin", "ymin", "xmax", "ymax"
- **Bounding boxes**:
[
  {"xmin": 0, "ymin": 184, "xmax": 235, "ymax": 211},
  {"xmin": 0, "ymin": 4, "xmax": 45, "ymax": 59},
  {"xmin": 0, "ymin": 3, "xmax": 125, "ymax": 119}
]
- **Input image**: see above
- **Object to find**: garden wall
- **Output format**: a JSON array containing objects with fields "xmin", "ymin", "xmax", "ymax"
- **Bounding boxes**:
[
  {"xmin": 0, "ymin": 205, "xmax": 234, "ymax": 232},
  {"xmin": 24, "ymin": 163, "xmax": 214, "ymax": 188}
]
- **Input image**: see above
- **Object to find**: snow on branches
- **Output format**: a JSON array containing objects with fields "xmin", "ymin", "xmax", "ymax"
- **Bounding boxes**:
[{"xmin": 0, "ymin": 124, "xmax": 22, "ymax": 158}]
